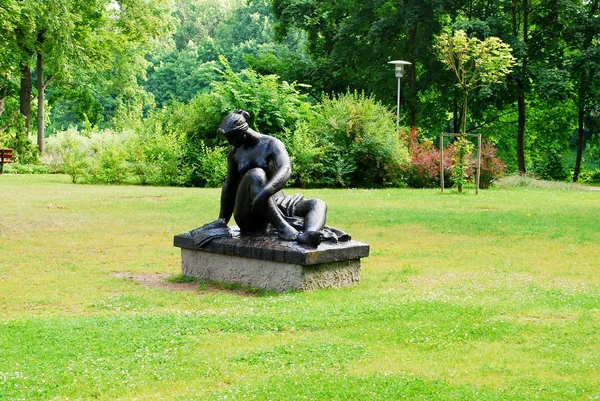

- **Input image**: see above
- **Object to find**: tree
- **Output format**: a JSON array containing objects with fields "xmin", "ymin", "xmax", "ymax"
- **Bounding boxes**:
[
  {"xmin": 143, "ymin": 0, "xmax": 292, "ymax": 108},
  {"xmin": 0, "ymin": 0, "xmax": 172, "ymax": 154},
  {"xmin": 566, "ymin": 0, "xmax": 600, "ymax": 182},
  {"xmin": 272, "ymin": 0, "xmax": 451, "ymax": 128},
  {"xmin": 435, "ymin": 30, "xmax": 516, "ymax": 134}
]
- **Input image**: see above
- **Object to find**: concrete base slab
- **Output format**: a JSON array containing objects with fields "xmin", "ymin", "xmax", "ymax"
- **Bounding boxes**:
[
  {"xmin": 174, "ymin": 228, "xmax": 369, "ymax": 292},
  {"xmin": 181, "ymin": 248, "xmax": 361, "ymax": 291}
]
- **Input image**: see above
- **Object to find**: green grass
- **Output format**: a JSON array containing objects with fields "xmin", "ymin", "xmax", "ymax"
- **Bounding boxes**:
[{"xmin": 1, "ymin": 174, "xmax": 599, "ymax": 400}]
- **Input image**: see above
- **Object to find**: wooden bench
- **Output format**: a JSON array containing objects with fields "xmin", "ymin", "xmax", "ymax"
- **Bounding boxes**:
[{"xmin": 0, "ymin": 148, "xmax": 13, "ymax": 174}]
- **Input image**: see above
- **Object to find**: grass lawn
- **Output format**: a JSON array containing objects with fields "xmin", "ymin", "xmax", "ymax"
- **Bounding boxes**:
[{"xmin": 1, "ymin": 174, "xmax": 599, "ymax": 400}]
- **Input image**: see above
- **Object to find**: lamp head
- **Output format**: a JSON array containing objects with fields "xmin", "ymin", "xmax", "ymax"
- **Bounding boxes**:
[{"xmin": 388, "ymin": 60, "xmax": 411, "ymax": 78}]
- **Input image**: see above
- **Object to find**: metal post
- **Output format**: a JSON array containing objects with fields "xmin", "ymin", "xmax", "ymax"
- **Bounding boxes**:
[
  {"xmin": 476, "ymin": 134, "xmax": 482, "ymax": 195},
  {"xmin": 396, "ymin": 77, "xmax": 401, "ymax": 131},
  {"xmin": 440, "ymin": 133, "xmax": 444, "ymax": 193},
  {"xmin": 389, "ymin": 61, "xmax": 410, "ymax": 131}
]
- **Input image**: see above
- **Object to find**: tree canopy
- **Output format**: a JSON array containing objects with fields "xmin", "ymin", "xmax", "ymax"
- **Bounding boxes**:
[{"xmin": 1, "ymin": 0, "xmax": 598, "ymax": 183}]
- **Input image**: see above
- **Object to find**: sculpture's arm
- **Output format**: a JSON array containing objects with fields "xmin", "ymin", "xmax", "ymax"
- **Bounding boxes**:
[
  {"xmin": 217, "ymin": 151, "xmax": 240, "ymax": 224},
  {"xmin": 251, "ymin": 139, "xmax": 291, "ymax": 213}
]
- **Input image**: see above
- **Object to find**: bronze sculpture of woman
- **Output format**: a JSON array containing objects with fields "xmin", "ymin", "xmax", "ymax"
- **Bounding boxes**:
[{"xmin": 201, "ymin": 109, "xmax": 340, "ymax": 247}]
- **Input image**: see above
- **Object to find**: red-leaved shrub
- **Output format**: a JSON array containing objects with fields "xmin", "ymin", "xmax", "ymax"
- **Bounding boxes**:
[
  {"xmin": 401, "ymin": 127, "xmax": 453, "ymax": 188},
  {"xmin": 479, "ymin": 139, "xmax": 506, "ymax": 188},
  {"xmin": 401, "ymin": 128, "xmax": 505, "ymax": 189}
]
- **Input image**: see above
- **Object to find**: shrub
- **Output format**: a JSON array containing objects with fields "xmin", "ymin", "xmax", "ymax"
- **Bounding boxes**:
[
  {"xmin": 85, "ymin": 130, "xmax": 129, "ymax": 184},
  {"xmin": 211, "ymin": 56, "xmax": 313, "ymax": 141},
  {"xmin": 286, "ymin": 123, "xmax": 325, "ymax": 188},
  {"xmin": 196, "ymin": 143, "xmax": 228, "ymax": 188},
  {"xmin": 576, "ymin": 169, "xmax": 600, "ymax": 184},
  {"xmin": 402, "ymin": 128, "xmax": 453, "ymax": 188},
  {"xmin": 127, "ymin": 120, "xmax": 185, "ymax": 186},
  {"xmin": 154, "ymin": 57, "xmax": 315, "ymax": 187},
  {"xmin": 45, "ymin": 127, "xmax": 91, "ymax": 183},
  {"xmin": 531, "ymin": 148, "xmax": 571, "ymax": 181},
  {"xmin": 3, "ymin": 163, "xmax": 53, "ymax": 174},
  {"xmin": 451, "ymin": 136, "xmax": 475, "ymax": 192},
  {"xmin": 479, "ymin": 140, "xmax": 506, "ymax": 189},
  {"xmin": 306, "ymin": 91, "xmax": 410, "ymax": 187}
]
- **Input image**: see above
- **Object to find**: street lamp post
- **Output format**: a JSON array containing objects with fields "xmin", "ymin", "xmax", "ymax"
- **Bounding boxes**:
[{"xmin": 388, "ymin": 60, "xmax": 411, "ymax": 131}]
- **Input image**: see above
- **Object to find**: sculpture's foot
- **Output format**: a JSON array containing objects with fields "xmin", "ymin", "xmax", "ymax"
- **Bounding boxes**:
[
  {"xmin": 277, "ymin": 226, "xmax": 299, "ymax": 241},
  {"xmin": 296, "ymin": 231, "xmax": 322, "ymax": 248}
]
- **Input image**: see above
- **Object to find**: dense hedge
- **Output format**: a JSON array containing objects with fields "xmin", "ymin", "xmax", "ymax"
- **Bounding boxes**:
[{"xmin": 43, "ymin": 61, "xmax": 506, "ymax": 189}]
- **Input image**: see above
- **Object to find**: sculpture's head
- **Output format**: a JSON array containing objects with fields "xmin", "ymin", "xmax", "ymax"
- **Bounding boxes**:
[{"xmin": 218, "ymin": 110, "xmax": 251, "ymax": 148}]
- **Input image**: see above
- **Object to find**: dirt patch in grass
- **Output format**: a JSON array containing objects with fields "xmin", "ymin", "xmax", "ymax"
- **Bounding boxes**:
[
  {"xmin": 111, "ymin": 272, "xmax": 199, "ymax": 292},
  {"xmin": 110, "ymin": 272, "xmax": 259, "ymax": 297}
]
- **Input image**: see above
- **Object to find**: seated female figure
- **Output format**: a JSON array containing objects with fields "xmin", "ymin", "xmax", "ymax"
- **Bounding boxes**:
[{"xmin": 206, "ymin": 109, "xmax": 326, "ymax": 247}]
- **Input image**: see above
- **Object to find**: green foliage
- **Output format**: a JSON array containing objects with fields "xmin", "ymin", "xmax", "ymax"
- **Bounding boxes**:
[
  {"xmin": 435, "ymin": 30, "xmax": 516, "ymax": 134},
  {"xmin": 45, "ymin": 127, "xmax": 185, "ymax": 186},
  {"xmin": 531, "ymin": 148, "xmax": 571, "ymax": 181},
  {"xmin": 85, "ymin": 131, "xmax": 130, "ymax": 185},
  {"xmin": 307, "ymin": 91, "xmax": 410, "ymax": 187},
  {"xmin": 211, "ymin": 56, "xmax": 313, "ymax": 139},
  {"xmin": 126, "ymin": 122, "xmax": 185, "ymax": 187},
  {"xmin": 479, "ymin": 140, "xmax": 507, "ymax": 189},
  {"xmin": 3, "ymin": 163, "xmax": 52, "ymax": 174},
  {"xmin": 45, "ymin": 128, "xmax": 91, "ymax": 183},
  {"xmin": 0, "ymin": 0, "xmax": 173, "ymax": 140},
  {"xmin": 149, "ymin": 57, "xmax": 317, "ymax": 187},
  {"xmin": 196, "ymin": 143, "xmax": 228, "ymax": 188},
  {"xmin": 451, "ymin": 136, "xmax": 475, "ymax": 192},
  {"xmin": 0, "ymin": 106, "xmax": 39, "ymax": 163},
  {"xmin": 287, "ymin": 123, "xmax": 325, "ymax": 188},
  {"xmin": 580, "ymin": 134, "xmax": 600, "ymax": 182},
  {"xmin": 143, "ymin": 0, "xmax": 301, "ymax": 108}
]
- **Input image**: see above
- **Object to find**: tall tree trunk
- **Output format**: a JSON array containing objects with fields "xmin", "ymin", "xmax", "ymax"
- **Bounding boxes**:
[
  {"xmin": 573, "ymin": 106, "xmax": 585, "ymax": 182},
  {"xmin": 517, "ymin": 88, "xmax": 526, "ymax": 173},
  {"xmin": 37, "ymin": 52, "xmax": 45, "ymax": 154},
  {"xmin": 461, "ymin": 90, "xmax": 468, "ymax": 134},
  {"xmin": 453, "ymin": 92, "xmax": 458, "ymax": 133},
  {"xmin": 19, "ymin": 63, "xmax": 32, "ymax": 137},
  {"xmin": 408, "ymin": 21, "xmax": 418, "ymax": 127},
  {"xmin": 573, "ymin": 0, "xmax": 598, "ymax": 182},
  {"xmin": 0, "ymin": 86, "xmax": 6, "ymax": 118},
  {"xmin": 513, "ymin": 0, "xmax": 528, "ymax": 174}
]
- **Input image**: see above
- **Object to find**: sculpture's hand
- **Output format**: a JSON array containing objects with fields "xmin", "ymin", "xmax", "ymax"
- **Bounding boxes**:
[{"xmin": 251, "ymin": 190, "xmax": 269, "ymax": 214}]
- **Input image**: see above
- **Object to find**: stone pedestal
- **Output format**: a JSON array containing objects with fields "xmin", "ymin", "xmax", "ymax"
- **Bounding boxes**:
[{"xmin": 173, "ymin": 229, "xmax": 369, "ymax": 291}]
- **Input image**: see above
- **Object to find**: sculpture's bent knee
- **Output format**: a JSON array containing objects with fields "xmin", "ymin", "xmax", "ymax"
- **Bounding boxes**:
[
  {"xmin": 243, "ymin": 168, "xmax": 267, "ymax": 187},
  {"xmin": 310, "ymin": 198, "xmax": 327, "ymax": 212}
]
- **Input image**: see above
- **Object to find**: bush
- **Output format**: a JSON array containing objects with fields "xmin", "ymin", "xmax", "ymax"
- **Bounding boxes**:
[
  {"xmin": 306, "ymin": 91, "xmax": 410, "ymax": 187},
  {"xmin": 402, "ymin": 128, "xmax": 453, "ymax": 188},
  {"xmin": 531, "ymin": 148, "xmax": 571, "ymax": 181},
  {"xmin": 149, "ymin": 66, "xmax": 410, "ymax": 188},
  {"xmin": 211, "ymin": 56, "xmax": 313, "ymax": 141},
  {"xmin": 127, "ymin": 120, "xmax": 186, "ymax": 186},
  {"xmin": 3, "ymin": 163, "xmax": 53, "ymax": 174},
  {"xmin": 196, "ymin": 143, "xmax": 228, "ymax": 188},
  {"xmin": 576, "ymin": 169, "xmax": 600, "ymax": 184},
  {"xmin": 46, "ymin": 128, "xmax": 130, "ymax": 184},
  {"xmin": 45, "ymin": 127, "xmax": 91, "ymax": 183},
  {"xmin": 287, "ymin": 123, "xmax": 325, "ymax": 188},
  {"xmin": 451, "ymin": 137, "xmax": 475, "ymax": 192},
  {"xmin": 86, "ymin": 131, "xmax": 129, "ymax": 184},
  {"xmin": 402, "ymin": 131, "xmax": 505, "ymax": 190},
  {"xmin": 479, "ymin": 140, "xmax": 506, "ymax": 189},
  {"xmin": 152, "ymin": 57, "xmax": 315, "ymax": 187}
]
